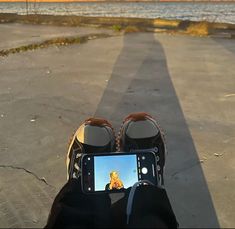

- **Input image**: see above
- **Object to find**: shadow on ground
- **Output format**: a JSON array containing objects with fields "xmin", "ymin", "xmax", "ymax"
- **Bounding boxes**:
[{"xmin": 95, "ymin": 32, "xmax": 219, "ymax": 228}]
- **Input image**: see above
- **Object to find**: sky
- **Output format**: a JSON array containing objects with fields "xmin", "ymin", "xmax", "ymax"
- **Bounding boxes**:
[
  {"xmin": 94, "ymin": 154, "xmax": 138, "ymax": 191},
  {"xmin": 7, "ymin": 0, "xmax": 100, "ymax": 1}
]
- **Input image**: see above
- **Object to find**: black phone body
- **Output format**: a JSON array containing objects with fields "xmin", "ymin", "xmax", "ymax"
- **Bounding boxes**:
[{"xmin": 81, "ymin": 151, "xmax": 158, "ymax": 194}]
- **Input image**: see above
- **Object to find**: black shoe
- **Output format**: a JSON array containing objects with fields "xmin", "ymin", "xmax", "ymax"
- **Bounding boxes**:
[
  {"xmin": 117, "ymin": 112, "xmax": 166, "ymax": 185},
  {"xmin": 66, "ymin": 118, "xmax": 116, "ymax": 180}
]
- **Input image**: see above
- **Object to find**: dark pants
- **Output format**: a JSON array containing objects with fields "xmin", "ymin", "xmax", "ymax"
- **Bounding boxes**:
[{"xmin": 45, "ymin": 179, "xmax": 178, "ymax": 228}]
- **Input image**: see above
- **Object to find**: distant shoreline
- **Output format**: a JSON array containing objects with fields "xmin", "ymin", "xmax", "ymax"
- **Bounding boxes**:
[{"xmin": 0, "ymin": 13, "xmax": 235, "ymax": 38}]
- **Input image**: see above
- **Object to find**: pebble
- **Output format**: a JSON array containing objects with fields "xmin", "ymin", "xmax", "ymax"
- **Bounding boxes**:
[
  {"xmin": 214, "ymin": 153, "xmax": 223, "ymax": 157},
  {"xmin": 30, "ymin": 115, "xmax": 38, "ymax": 122},
  {"xmin": 33, "ymin": 219, "xmax": 38, "ymax": 223},
  {"xmin": 41, "ymin": 177, "xmax": 47, "ymax": 183}
]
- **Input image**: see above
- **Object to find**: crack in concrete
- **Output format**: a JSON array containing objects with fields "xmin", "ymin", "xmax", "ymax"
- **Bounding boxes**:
[{"xmin": 0, "ymin": 164, "xmax": 55, "ymax": 189}]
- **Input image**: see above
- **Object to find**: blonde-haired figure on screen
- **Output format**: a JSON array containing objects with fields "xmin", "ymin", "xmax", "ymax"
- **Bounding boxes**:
[{"xmin": 105, "ymin": 171, "xmax": 124, "ymax": 191}]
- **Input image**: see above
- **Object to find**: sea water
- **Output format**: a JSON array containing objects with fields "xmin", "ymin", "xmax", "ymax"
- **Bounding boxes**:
[{"xmin": 0, "ymin": 2, "xmax": 235, "ymax": 24}]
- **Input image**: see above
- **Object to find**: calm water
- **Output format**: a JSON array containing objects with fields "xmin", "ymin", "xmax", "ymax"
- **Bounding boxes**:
[{"xmin": 0, "ymin": 2, "xmax": 235, "ymax": 24}]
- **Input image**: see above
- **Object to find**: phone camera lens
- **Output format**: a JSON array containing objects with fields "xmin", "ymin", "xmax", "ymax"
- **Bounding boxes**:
[
  {"xmin": 156, "ymin": 156, "xmax": 160, "ymax": 161},
  {"xmin": 142, "ymin": 156, "xmax": 145, "ymax": 160}
]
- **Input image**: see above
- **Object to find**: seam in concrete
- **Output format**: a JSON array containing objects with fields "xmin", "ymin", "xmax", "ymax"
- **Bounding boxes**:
[
  {"xmin": 0, "ymin": 164, "xmax": 55, "ymax": 188},
  {"xmin": 170, "ymin": 161, "xmax": 201, "ymax": 178}
]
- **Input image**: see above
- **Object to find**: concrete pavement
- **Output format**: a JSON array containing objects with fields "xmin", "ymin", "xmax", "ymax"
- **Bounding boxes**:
[{"xmin": 0, "ymin": 23, "xmax": 234, "ymax": 228}]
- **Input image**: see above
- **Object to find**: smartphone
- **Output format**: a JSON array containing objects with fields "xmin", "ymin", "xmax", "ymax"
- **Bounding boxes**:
[{"xmin": 81, "ymin": 151, "xmax": 158, "ymax": 194}]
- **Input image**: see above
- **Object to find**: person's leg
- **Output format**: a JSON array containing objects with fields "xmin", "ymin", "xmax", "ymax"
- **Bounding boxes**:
[
  {"xmin": 45, "ymin": 178, "xmax": 112, "ymax": 228},
  {"xmin": 111, "ymin": 113, "xmax": 178, "ymax": 228},
  {"xmin": 46, "ymin": 118, "xmax": 116, "ymax": 228},
  {"xmin": 117, "ymin": 112, "xmax": 166, "ymax": 185}
]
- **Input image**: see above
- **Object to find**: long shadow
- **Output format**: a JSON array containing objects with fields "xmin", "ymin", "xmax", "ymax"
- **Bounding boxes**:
[{"xmin": 94, "ymin": 32, "xmax": 219, "ymax": 228}]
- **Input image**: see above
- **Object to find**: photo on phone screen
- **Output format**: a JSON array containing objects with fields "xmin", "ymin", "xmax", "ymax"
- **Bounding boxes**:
[
  {"xmin": 82, "ymin": 152, "xmax": 157, "ymax": 193},
  {"xmin": 94, "ymin": 154, "xmax": 138, "ymax": 191}
]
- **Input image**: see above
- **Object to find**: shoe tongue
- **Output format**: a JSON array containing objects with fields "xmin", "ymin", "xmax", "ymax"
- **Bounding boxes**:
[{"xmin": 126, "ymin": 120, "xmax": 159, "ymax": 139}]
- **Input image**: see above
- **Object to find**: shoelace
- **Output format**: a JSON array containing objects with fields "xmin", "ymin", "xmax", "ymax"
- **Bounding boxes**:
[{"xmin": 70, "ymin": 148, "xmax": 82, "ymax": 179}]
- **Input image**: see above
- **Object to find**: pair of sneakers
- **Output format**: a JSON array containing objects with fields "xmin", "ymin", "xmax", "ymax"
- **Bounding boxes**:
[{"xmin": 66, "ymin": 112, "xmax": 166, "ymax": 185}]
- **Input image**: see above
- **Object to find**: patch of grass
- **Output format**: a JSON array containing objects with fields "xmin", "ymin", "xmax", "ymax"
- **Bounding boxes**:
[
  {"xmin": 153, "ymin": 19, "xmax": 180, "ymax": 28},
  {"xmin": 186, "ymin": 21, "xmax": 211, "ymax": 36},
  {"xmin": 0, "ymin": 33, "xmax": 112, "ymax": 57},
  {"xmin": 112, "ymin": 24, "xmax": 122, "ymax": 32},
  {"xmin": 124, "ymin": 26, "xmax": 140, "ymax": 33}
]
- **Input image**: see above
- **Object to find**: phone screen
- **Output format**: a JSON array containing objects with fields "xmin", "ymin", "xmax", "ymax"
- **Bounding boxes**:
[
  {"xmin": 94, "ymin": 154, "xmax": 138, "ymax": 191},
  {"xmin": 82, "ymin": 152, "xmax": 157, "ymax": 193}
]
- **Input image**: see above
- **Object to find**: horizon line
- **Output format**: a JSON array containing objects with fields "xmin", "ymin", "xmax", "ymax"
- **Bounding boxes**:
[{"xmin": 0, "ymin": 0, "xmax": 235, "ymax": 2}]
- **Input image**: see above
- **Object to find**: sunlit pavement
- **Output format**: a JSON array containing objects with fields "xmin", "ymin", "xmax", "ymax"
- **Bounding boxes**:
[{"xmin": 0, "ymin": 24, "xmax": 234, "ymax": 228}]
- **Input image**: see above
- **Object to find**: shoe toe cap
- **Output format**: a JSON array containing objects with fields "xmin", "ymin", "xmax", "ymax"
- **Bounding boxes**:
[
  {"xmin": 77, "ymin": 124, "xmax": 114, "ymax": 146},
  {"xmin": 126, "ymin": 119, "xmax": 159, "ymax": 139}
]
